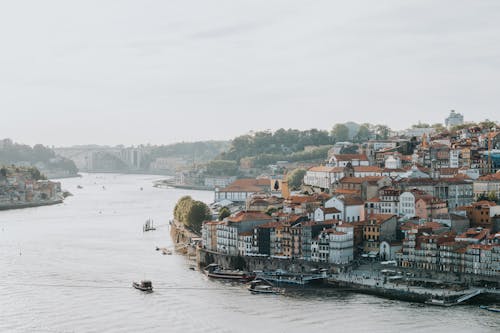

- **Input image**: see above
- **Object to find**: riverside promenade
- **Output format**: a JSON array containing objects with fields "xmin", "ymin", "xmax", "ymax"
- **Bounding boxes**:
[{"xmin": 328, "ymin": 263, "xmax": 500, "ymax": 305}]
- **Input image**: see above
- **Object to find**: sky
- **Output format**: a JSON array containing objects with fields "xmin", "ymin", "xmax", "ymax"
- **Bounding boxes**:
[{"xmin": 1, "ymin": 0, "xmax": 500, "ymax": 147}]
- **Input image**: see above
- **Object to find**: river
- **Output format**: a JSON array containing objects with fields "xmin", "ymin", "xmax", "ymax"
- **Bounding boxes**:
[{"xmin": 0, "ymin": 174, "xmax": 498, "ymax": 333}]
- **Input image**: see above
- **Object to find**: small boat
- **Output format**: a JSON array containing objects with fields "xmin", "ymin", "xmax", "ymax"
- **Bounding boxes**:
[
  {"xmin": 424, "ymin": 298, "xmax": 455, "ymax": 307},
  {"xmin": 161, "ymin": 248, "xmax": 172, "ymax": 255},
  {"xmin": 132, "ymin": 280, "xmax": 153, "ymax": 292},
  {"xmin": 77, "ymin": 185, "xmax": 83, "ymax": 189},
  {"xmin": 143, "ymin": 219, "xmax": 156, "ymax": 232},
  {"xmin": 204, "ymin": 264, "xmax": 255, "ymax": 282},
  {"xmin": 248, "ymin": 279, "xmax": 283, "ymax": 295},
  {"xmin": 480, "ymin": 305, "xmax": 500, "ymax": 313}
]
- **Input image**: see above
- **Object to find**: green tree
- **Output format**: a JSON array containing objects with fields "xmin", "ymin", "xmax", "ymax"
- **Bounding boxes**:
[
  {"xmin": 487, "ymin": 191, "xmax": 499, "ymax": 203},
  {"xmin": 173, "ymin": 196, "xmax": 211, "ymax": 233},
  {"xmin": 331, "ymin": 124, "xmax": 350, "ymax": 142},
  {"xmin": 265, "ymin": 207, "xmax": 278, "ymax": 216},
  {"xmin": 206, "ymin": 160, "xmax": 238, "ymax": 176},
  {"xmin": 287, "ymin": 168, "xmax": 306, "ymax": 190},
  {"xmin": 218, "ymin": 207, "xmax": 231, "ymax": 221},
  {"xmin": 174, "ymin": 196, "xmax": 193, "ymax": 222},
  {"xmin": 185, "ymin": 200, "xmax": 211, "ymax": 233},
  {"xmin": 375, "ymin": 124, "xmax": 391, "ymax": 140},
  {"xmin": 431, "ymin": 123, "xmax": 446, "ymax": 132},
  {"xmin": 479, "ymin": 119, "xmax": 498, "ymax": 130},
  {"xmin": 354, "ymin": 125, "xmax": 371, "ymax": 143}
]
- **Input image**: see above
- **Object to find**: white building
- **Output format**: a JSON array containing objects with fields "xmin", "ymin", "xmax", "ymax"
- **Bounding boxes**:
[
  {"xmin": 324, "ymin": 195, "xmax": 364, "ymax": 222},
  {"xmin": 445, "ymin": 110, "xmax": 464, "ymax": 129},
  {"xmin": 215, "ymin": 178, "xmax": 270, "ymax": 202},
  {"xmin": 385, "ymin": 155, "xmax": 402, "ymax": 169},
  {"xmin": 303, "ymin": 166, "xmax": 343, "ymax": 189},
  {"xmin": 314, "ymin": 207, "xmax": 342, "ymax": 222},
  {"xmin": 216, "ymin": 211, "xmax": 274, "ymax": 255},
  {"xmin": 449, "ymin": 150, "xmax": 460, "ymax": 168},
  {"xmin": 311, "ymin": 228, "xmax": 354, "ymax": 264},
  {"xmin": 329, "ymin": 154, "xmax": 370, "ymax": 168},
  {"xmin": 238, "ymin": 232, "xmax": 254, "ymax": 256}
]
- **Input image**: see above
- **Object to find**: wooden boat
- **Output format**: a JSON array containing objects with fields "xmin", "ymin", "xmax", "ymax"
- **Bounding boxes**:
[
  {"xmin": 132, "ymin": 280, "xmax": 153, "ymax": 292},
  {"xmin": 480, "ymin": 305, "xmax": 500, "ymax": 313},
  {"xmin": 248, "ymin": 279, "xmax": 283, "ymax": 295},
  {"xmin": 143, "ymin": 219, "xmax": 156, "ymax": 232},
  {"xmin": 203, "ymin": 264, "xmax": 255, "ymax": 282}
]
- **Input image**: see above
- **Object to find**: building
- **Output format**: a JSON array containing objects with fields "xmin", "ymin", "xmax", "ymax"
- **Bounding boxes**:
[
  {"xmin": 314, "ymin": 207, "xmax": 341, "ymax": 222},
  {"xmin": 328, "ymin": 154, "xmax": 370, "ymax": 167},
  {"xmin": 216, "ymin": 211, "xmax": 273, "ymax": 255},
  {"xmin": 201, "ymin": 221, "xmax": 220, "ymax": 252},
  {"xmin": 215, "ymin": 178, "xmax": 270, "ymax": 202},
  {"xmin": 363, "ymin": 214, "xmax": 398, "ymax": 254},
  {"xmin": 415, "ymin": 196, "xmax": 448, "ymax": 220},
  {"xmin": 396, "ymin": 177, "xmax": 474, "ymax": 210},
  {"xmin": 445, "ymin": 110, "xmax": 464, "ymax": 129},
  {"xmin": 324, "ymin": 195, "xmax": 365, "ymax": 222},
  {"xmin": 311, "ymin": 228, "xmax": 354, "ymax": 264},
  {"xmin": 303, "ymin": 166, "xmax": 343, "ymax": 190},
  {"xmin": 462, "ymin": 201, "xmax": 500, "ymax": 231},
  {"xmin": 473, "ymin": 172, "xmax": 500, "ymax": 200}
]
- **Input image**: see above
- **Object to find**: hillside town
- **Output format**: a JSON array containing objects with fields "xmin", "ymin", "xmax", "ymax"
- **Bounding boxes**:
[
  {"xmin": 199, "ymin": 111, "xmax": 500, "ymax": 289},
  {"xmin": 0, "ymin": 166, "xmax": 63, "ymax": 210}
]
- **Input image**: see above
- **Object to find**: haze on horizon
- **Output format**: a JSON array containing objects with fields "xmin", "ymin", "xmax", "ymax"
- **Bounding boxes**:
[{"xmin": 1, "ymin": 0, "xmax": 499, "ymax": 147}]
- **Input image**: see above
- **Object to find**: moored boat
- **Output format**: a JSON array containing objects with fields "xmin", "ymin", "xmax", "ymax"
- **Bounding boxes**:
[
  {"xmin": 480, "ymin": 305, "xmax": 500, "ymax": 313},
  {"xmin": 143, "ymin": 219, "xmax": 156, "ymax": 232},
  {"xmin": 204, "ymin": 264, "xmax": 255, "ymax": 282},
  {"xmin": 248, "ymin": 279, "xmax": 283, "ymax": 295},
  {"xmin": 132, "ymin": 280, "xmax": 153, "ymax": 292}
]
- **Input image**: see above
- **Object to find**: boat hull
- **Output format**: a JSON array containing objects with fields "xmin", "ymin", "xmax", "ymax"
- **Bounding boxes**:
[{"xmin": 132, "ymin": 282, "xmax": 153, "ymax": 292}]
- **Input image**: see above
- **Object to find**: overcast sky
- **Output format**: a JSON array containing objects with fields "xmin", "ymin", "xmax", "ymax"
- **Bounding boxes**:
[{"xmin": 1, "ymin": 0, "xmax": 499, "ymax": 146}]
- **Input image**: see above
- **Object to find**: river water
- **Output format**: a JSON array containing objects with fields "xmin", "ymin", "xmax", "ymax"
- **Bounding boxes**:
[{"xmin": 0, "ymin": 174, "xmax": 498, "ymax": 333}]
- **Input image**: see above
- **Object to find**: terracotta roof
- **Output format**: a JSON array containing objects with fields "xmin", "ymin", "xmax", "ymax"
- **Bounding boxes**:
[
  {"xmin": 472, "ymin": 200, "xmax": 497, "ymax": 208},
  {"xmin": 323, "ymin": 229, "xmax": 347, "ymax": 236},
  {"xmin": 456, "ymin": 228, "xmax": 490, "ymax": 240},
  {"xmin": 227, "ymin": 211, "xmax": 274, "ymax": 223},
  {"xmin": 341, "ymin": 196, "xmax": 364, "ymax": 206},
  {"xmin": 220, "ymin": 178, "xmax": 270, "ymax": 192},
  {"xmin": 477, "ymin": 172, "xmax": 500, "ymax": 181},
  {"xmin": 366, "ymin": 214, "xmax": 396, "ymax": 225},
  {"xmin": 333, "ymin": 189, "xmax": 361, "ymax": 195},
  {"xmin": 287, "ymin": 195, "xmax": 320, "ymax": 204},
  {"xmin": 320, "ymin": 207, "xmax": 341, "ymax": 214},
  {"xmin": 421, "ymin": 221, "xmax": 446, "ymax": 230},
  {"xmin": 438, "ymin": 168, "xmax": 459, "ymax": 175}
]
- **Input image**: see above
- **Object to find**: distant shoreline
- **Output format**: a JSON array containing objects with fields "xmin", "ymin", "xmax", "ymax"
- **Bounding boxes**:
[{"xmin": 0, "ymin": 199, "xmax": 63, "ymax": 211}]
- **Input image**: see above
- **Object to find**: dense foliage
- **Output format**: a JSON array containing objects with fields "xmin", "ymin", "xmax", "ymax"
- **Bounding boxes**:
[
  {"xmin": 174, "ymin": 196, "xmax": 211, "ymax": 233},
  {"xmin": 0, "ymin": 165, "xmax": 47, "ymax": 180},
  {"xmin": 287, "ymin": 168, "xmax": 307, "ymax": 190},
  {"xmin": 0, "ymin": 139, "xmax": 78, "ymax": 175},
  {"xmin": 205, "ymin": 160, "xmax": 239, "ymax": 176},
  {"xmin": 219, "ymin": 129, "xmax": 333, "ymax": 163},
  {"xmin": 218, "ymin": 207, "xmax": 231, "ymax": 221},
  {"xmin": 149, "ymin": 141, "xmax": 230, "ymax": 163}
]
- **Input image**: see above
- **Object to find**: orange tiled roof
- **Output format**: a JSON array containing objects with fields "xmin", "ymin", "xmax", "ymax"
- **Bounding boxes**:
[
  {"xmin": 220, "ymin": 178, "xmax": 270, "ymax": 192},
  {"xmin": 228, "ymin": 211, "xmax": 274, "ymax": 223}
]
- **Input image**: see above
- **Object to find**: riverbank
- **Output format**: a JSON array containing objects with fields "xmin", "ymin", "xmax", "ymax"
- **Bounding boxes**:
[
  {"xmin": 170, "ymin": 219, "xmax": 500, "ymax": 305},
  {"xmin": 0, "ymin": 199, "xmax": 63, "ymax": 211}
]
